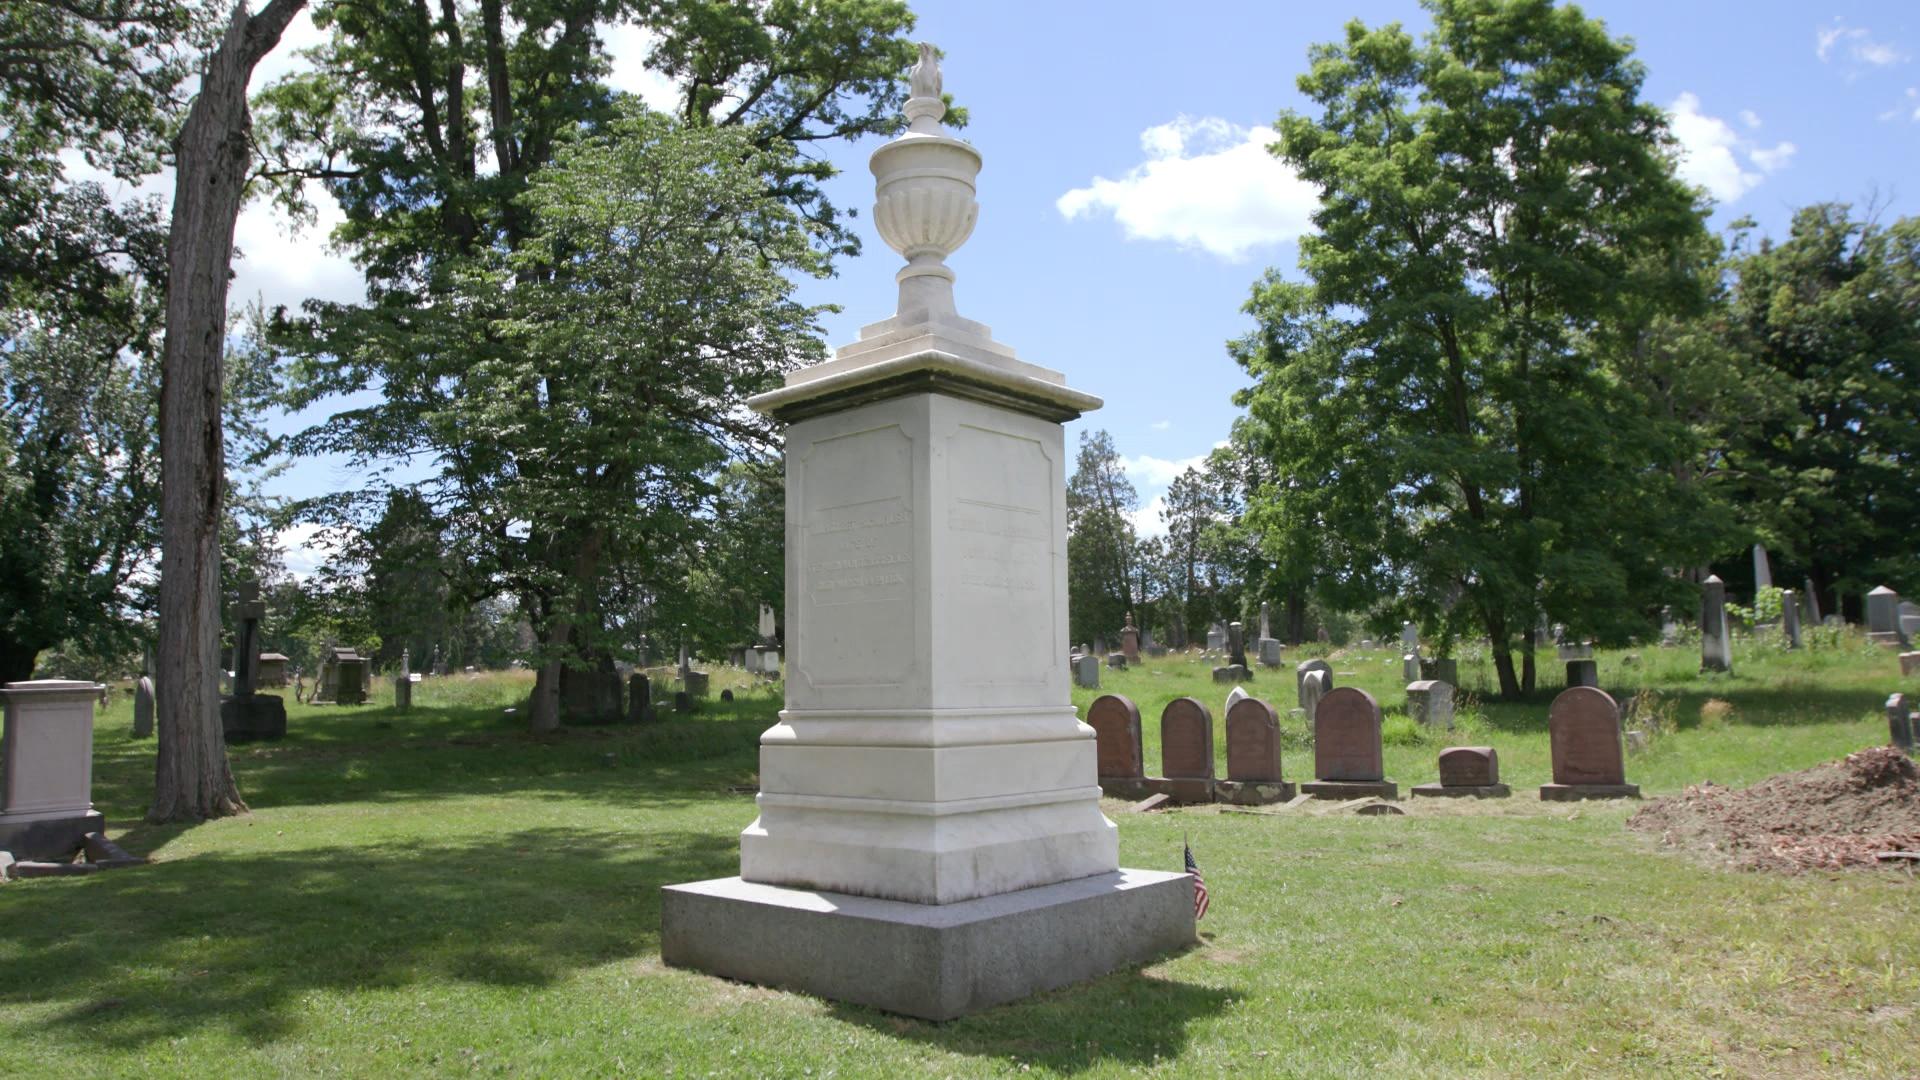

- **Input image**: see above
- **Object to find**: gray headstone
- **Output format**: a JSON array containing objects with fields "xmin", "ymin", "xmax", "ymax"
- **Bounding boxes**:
[
  {"xmin": 1401, "ymin": 652, "xmax": 1420, "ymax": 684},
  {"xmin": 1259, "ymin": 602, "xmax": 1272, "ymax": 642},
  {"xmin": 1295, "ymin": 659, "xmax": 1333, "ymax": 711},
  {"xmin": 1400, "ymin": 621, "xmax": 1418, "ymax": 654},
  {"xmin": 1073, "ymin": 654, "xmax": 1100, "ymax": 689},
  {"xmin": 1781, "ymin": 589, "xmax": 1802, "ymax": 649},
  {"xmin": 1752, "ymin": 543, "xmax": 1772, "ymax": 589},
  {"xmin": 1225, "ymin": 684, "xmax": 1250, "ymax": 716},
  {"xmin": 1300, "ymin": 668, "xmax": 1328, "ymax": 723},
  {"xmin": 132, "ymin": 675, "xmax": 154, "ymax": 738},
  {"xmin": 1227, "ymin": 622, "xmax": 1248, "ymax": 669},
  {"xmin": 1406, "ymin": 680, "xmax": 1453, "ymax": 730},
  {"xmin": 1700, "ymin": 575, "xmax": 1731, "ymax": 673},
  {"xmin": 1803, "ymin": 578, "xmax": 1822, "ymax": 623},
  {"xmin": 1888, "ymin": 693, "xmax": 1913, "ymax": 754},
  {"xmin": 1866, "ymin": 586, "xmax": 1901, "ymax": 636},
  {"xmin": 1565, "ymin": 658, "xmax": 1599, "ymax": 688},
  {"xmin": 1258, "ymin": 638, "xmax": 1283, "ymax": 668}
]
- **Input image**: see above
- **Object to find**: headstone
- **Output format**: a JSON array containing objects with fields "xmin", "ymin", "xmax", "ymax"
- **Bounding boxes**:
[
  {"xmin": 1412, "ymin": 746, "xmax": 1509, "ymax": 798},
  {"xmin": 758, "ymin": 603, "xmax": 777, "ymax": 642},
  {"xmin": 1301, "ymin": 687, "xmax": 1395, "ymax": 799},
  {"xmin": 1901, "ymin": 652, "xmax": 1920, "ymax": 678},
  {"xmin": 1120, "ymin": 612, "xmax": 1140, "ymax": 664},
  {"xmin": 1889, "ymin": 693, "xmax": 1914, "ymax": 754},
  {"xmin": 1803, "ymin": 578, "xmax": 1822, "ymax": 623},
  {"xmin": 1218, "ymin": 697, "xmax": 1291, "ymax": 804},
  {"xmin": 1106, "ymin": 652, "xmax": 1126, "ymax": 670},
  {"xmin": 1406, "ymin": 680, "xmax": 1453, "ymax": 729},
  {"xmin": 334, "ymin": 654, "xmax": 368, "ymax": 705},
  {"xmin": 1295, "ymin": 659, "xmax": 1332, "ymax": 710},
  {"xmin": 394, "ymin": 671, "xmax": 412, "ymax": 711},
  {"xmin": 660, "ymin": 48, "xmax": 1190, "ymax": 1020},
  {"xmin": 1226, "ymin": 622, "xmax": 1248, "ymax": 669},
  {"xmin": 1699, "ymin": 574, "xmax": 1732, "ymax": 673},
  {"xmin": 1086, "ymin": 694, "xmax": 1147, "ymax": 799},
  {"xmin": 1419, "ymin": 657, "xmax": 1459, "ymax": 687},
  {"xmin": 1258, "ymin": 638, "xmax": 1282, "ymax": 668},
  {"xmin": 1300, "ymin": 669, "xmax": 1328, "ymax": 724},
  {"xmin": 256, "ymin": 652, "xmax": 289, "ymax": 687},
  {"xmin": 1224, "ymin": 684, "xmax": 1250, "ymax": 714},
  {"xmin": 0, "ymin": 680, "xmax": 107, "ymax": 861},
  {"xmin": 221, "ymin": 581, "xmax": 287, "ymax": 740},
  {"xmin": 1866, "ymin": 586, "xmax": 1906, "ymax": 647},
  {"xmin": 1400, "ymin": 621, "xmax": 1418, "ymax": 655},
  {"xmin": 1752, "ymin": 543, "xmax": 1772, "ymax": 589},
  {"xmin": 1540, "ymin": 686, "xmax": 1638, "ymax": 800},
  {"xmin": 1781, "ymin": 589, "xmax": 1802, "ymax": 649},
  {"xmin": 1401, "ymin": 652, "xmax": 1420, "ymax": 684},
  {"xmin": 1158, "ymin": 697, "xmax": 1215, "ymax": 804},
  {"xmin": 1260, "ymin": 602, "xmax": 1273, "ymax": 642},
  {"xmin": 683, "ymin": 671, "xmax": 710, "ymax": 698},
  {"xmin": 1205, "ymin": 622, "xmax": 1226, "ymax": 653},
  {"xmin": 1073, "ymin": 653, "xmax": 1099, "ymax": 689},
  {"xmin": 132, "ymin": 675, "xmax": 154, "ymax": 738},
  {"xmin": 628, "ymin": 673, "xmax": 652, "ymax": 723},
  {"xmin": 1900, "ymin": 601, "xmax": 1920, "ymax": 641},
  {"xmin": 721, "ymin": 688, "xmax": 734, "ymax": 703},
  {"xmin": 673, "ymin": 690, "xmax": 691, "ymax": 713},
  {"xmin": 1565, "ymin": 658, "xmax": 1598, "ymax": 688}
]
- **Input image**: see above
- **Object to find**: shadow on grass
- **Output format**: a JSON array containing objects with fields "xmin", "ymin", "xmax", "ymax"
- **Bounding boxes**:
[
  {"xmin": 0, "ymin": 827, "xmax": 736, "ymax": 1050},
  {"xmin": 827, "ymin": 963, "xmax": 1237, "ymax": 1075}
]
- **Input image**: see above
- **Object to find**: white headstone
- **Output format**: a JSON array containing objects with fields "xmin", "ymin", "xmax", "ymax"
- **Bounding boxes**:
[{"xmin": 1751, "ymin": 543, "xmax": 1773, "ymax": 589}]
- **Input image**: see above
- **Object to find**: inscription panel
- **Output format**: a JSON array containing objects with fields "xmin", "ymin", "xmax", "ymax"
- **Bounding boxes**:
[
  {"xmin": 797, "ymin": 424, "xmax": 914, "ymax": 688},
  {"xmin": 1549, "ymin": 687, "xmax": 1625, "ymax": 786},
  {"xmin": 1225, "ymin": 698, "xmax": 1282, "ymax": 782},
  {"xmin": 947, "ymin": 423, "xmax": 1052, "ymax": 686},
  {"xmin": 1314, "ymin": 687, "xmax": 1384, "ymax": 782},
  {"xmin": 1161, "ymin": 698, "xmax": 1214, "ymax": 779}
]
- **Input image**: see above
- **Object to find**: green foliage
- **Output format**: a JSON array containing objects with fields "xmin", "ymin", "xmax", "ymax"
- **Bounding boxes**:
[
  {"xmin": 1066, "ymin": 430, "xmax": 1139, "ymax": 645},
  {"xmin": 1235, "ymin": 0, "xmax": 1728, "ymax": 695}
]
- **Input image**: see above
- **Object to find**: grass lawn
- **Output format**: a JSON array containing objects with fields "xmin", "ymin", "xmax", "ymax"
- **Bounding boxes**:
[{"xmin": 2, "ymin": 643, "xmax": 1916, "ymax": 1078}]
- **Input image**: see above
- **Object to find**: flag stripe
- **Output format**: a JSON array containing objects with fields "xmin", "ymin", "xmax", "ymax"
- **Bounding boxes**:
[{"xmin": 1185, "ymin": 841, "xmax": 1209, "ymax": 921}]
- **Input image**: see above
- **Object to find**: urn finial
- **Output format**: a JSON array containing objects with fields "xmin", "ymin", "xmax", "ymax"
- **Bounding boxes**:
[{"xmin": 871, "ymin": 43, "xmax": 979, "ymax": 321}]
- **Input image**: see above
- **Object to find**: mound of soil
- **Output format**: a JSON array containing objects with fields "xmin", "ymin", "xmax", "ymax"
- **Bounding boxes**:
[{"xmin": 1628, "ymin": 746, "xmax": 1920, "ymax": 872}]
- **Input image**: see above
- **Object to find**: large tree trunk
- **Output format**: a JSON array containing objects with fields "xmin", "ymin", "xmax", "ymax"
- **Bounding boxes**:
[
  {"xmin": 1484, "ymin": 609, "xmax": 1521, "ymax": 699},
  {"xmin": 151, "ymin": 0, "xmax": 306, "ymax": 824}
]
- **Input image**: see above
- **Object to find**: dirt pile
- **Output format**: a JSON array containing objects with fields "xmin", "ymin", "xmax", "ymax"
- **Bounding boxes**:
[{"xmin": 1628, "ymin": 746, "xmax": 1920, "ymax": 872}]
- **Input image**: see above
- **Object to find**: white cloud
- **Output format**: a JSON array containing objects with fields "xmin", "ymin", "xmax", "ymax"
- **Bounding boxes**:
[
  {"xmin": 1120, "ymin": 451, "xmax": 1212, "ymax": 489},
  {"xmin": 1666, "ymin": 93, "xmax": 1796, "ymax": 204},
  {"xmin": 1057, "ymin": 115, "xmax": 1317, "ymax": 260},
  {"xmin": 1817, "ymin": 20, "xmax": 1907, "ymax": 67},
  {"xmin": 600, "ymin": 21, "xmax": 684, "ymax": 113},
  {"xmin": 1738, "ymin": 109, "xmax": 1762, "ymax": 130},
  {"xmin": 276, "ymin": 521, "xmax": 335, "ymax": 580},
  {"xmin": 1130, "ymin": 493, "xmax": 1170, "ymax": 539},
  {"xmin": 1150, "ymin": 419, "xmax": 1171, "ymax": 431}
]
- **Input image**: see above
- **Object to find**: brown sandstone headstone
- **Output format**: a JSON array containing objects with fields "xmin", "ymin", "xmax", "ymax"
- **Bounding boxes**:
[
  {"xmin": 1160, "ymin": 697, "xmax": 1214, "ymax": 779},
  {"xmin": 1313, "ymin": 686, "xmax": 1383, "ymax": 782},
  {"xmin": 1548, "ymin": 686, "xmax": 1625, "ymax": 786},
  {"xmin": 1438, "ymin": 746, "xmax": 1499, "ymax": 787},
  {"xmin": 1087, "ymin": 694, "xmax": 1144, "ymax": 779},
  {"xmin": 1224, "ymin": 697, "xmax": 1281, "ymax": 782}
]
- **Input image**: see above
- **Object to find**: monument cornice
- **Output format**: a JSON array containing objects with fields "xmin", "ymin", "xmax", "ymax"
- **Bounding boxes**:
[{"xmin": 748, "ymin": 348, "xmax": 1102, "ymax": 424}]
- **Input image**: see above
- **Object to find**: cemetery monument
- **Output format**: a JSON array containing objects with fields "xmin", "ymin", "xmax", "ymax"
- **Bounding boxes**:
[
  {"xmin": 1540, "ymin": 686, "xmax": 1640, "ymax": 800},
  {"xmin": 0, "ymin": 680, "xmax": 107, "ymax": 860},
  {"xmin": 220, "ymin": 581, "xmax": 287, "ymax": 741}
]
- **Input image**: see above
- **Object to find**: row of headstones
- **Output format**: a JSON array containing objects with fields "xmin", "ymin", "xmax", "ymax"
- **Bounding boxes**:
[
  {"xmin": 1086, "ymin": 684, "xmax": 1640, "ymax": 805},
  {"xmin": 1700, "ymin": 577, "xmax": 1918, "ymax": 674}
]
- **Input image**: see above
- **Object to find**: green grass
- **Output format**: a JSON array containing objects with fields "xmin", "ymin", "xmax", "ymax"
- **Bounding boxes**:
[{"xmin": 2, "ymin": 646, "xmax": 1916, "ymax": 1077}]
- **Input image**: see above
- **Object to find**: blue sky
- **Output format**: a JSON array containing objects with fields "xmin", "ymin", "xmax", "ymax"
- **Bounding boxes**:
[{"xmin": 220, "ymin": 0, "xmax": 1919, "ymax": 566}]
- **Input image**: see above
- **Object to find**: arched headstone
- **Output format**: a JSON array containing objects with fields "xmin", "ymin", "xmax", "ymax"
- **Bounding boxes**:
[
  {"xmin": 1301, "ymin": 686, "xmax": 1396, "ymax": 800},
  {"xmin": 1541, "ymin": 686, "xmax": 1638, "ymax": 800},
  {"xmin": 1157, "ymin": 697, "xmax": 1215, "ymax": 804}
]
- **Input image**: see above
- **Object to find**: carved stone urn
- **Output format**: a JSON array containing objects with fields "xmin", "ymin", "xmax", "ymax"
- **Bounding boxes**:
[{"xmin": 869, "ymin": 43, "xmax": 981, "ymax": 322}]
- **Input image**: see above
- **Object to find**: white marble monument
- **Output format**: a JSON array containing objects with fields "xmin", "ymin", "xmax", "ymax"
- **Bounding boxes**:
[
  {"xmin": 661, "ymin": 45, "xmax": 1193, "ymax": 1019},
  {"xmin": 0, "ymin": 680, "xmax": 107, "ymax": 860}
]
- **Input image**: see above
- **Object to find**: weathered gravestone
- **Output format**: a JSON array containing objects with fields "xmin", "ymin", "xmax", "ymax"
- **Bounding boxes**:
[
  {"xmin": 1406, "ymin": 680, "xmax": 1453, "ymax": 730},
  {"xmin": 1299, "ymin": 668, "xmax": 1328, "ymax": 723},
  {"xmin": 1205, "ymin": 622, "xmax": 1227, "ymax": 653},
  {"xmin": 1890, "ymin": 693, "xmax": 1914, "ymax": 754},
  {"xmin": 1401, "ymin": 621, "xmax": 1419, "ymax": 655},
  {"xmin": 1073, "ymin": 653, "xmax": 1100, "ymax": 689},
  {"xmin": 1106, "ymin": 652, "xmax": 1127, "ymax": 670},
  {"xmin": 1217, "ymin": 697, "xmax": 1291, "ymax": 804},
  {"xmin": 1295, "ymin": 659, "xmax": 1331, "ymax": 708},
  {"xmin": 1419, "ymin": 657, "xmax": 1459, "ymax": 687},
  {"xmin": 628, "ymin": 673, "xmax": 652, "ymax": 723},
  {"xmin": 1540, "ymin": 686, "xmax": 1639, "ymax": 800},
  {"xmin": 1301, "ymin": 686, "xmax": 1396, "ymax": 800},
  {"xmin": 1781, "ymin": 589, "xmax": 1803, "ymax": 649},
  {"xmin": 1401, "ymin": 653, "xmax": 1420, "ymax": 684},
  {"xmin": 1157, "ymin": 697, "xmax": 1215, "ymax": 804},
  {"xmin": 1087, "ymin": 694, "xmax": 1148, "ymax": 799},
  {"xmin": 1700, "ymin": 575, "xmax": 1732, "ymax": 674},
  {"xmin": 0, "ymin": 680, "xmax": 107, "ymax": 860},
  {"xmin": 1211, "ymin": 621, "xmax": 1251, "ymax": 683},
  {"xmin": 1866, "ymin": 586, "xmax": 1907, "ymax": 648},
  {"xmin": 1256, "ymin": 602, "xmax": 1282, "ymax": 668},
  {"xmin": 220, "ymin": 581, "xmax": 287, "ymax": 741},
  {"xmin": 1565, "ymin": 658, "xmax": 1599, "ymax": 688},
  {"xmin": 1901, "ymin": 652, "xmax": 1920, "ymax": 678},
  {"xmin": 1412, "ymin": 746, "xmax": 1510, "ymax": 798},
  {"xmin": 1120, "ymin": 612, "xmax": 1140, "ymax": 665},
  {"xmin": 1752, "ymin": 542, "xmax": 1773, "ymax": 589},
  {"xmin": 256, "ymin": 652, "xmax": 289, "ymax": 687},
  {"xmin": 1901, "ymin": 601, "xmax": 1920, "ymax": 642},
  {"xmin": 393, "ymin": 648, "xmax": 414, "ymax": 712},
  {"xmin": 660, "ymin": 47, "xmax": 1192, "ymax": 1021},
  {"xmin": 132, "ymin": 675, "xmax": 154, "ymax": 739}
]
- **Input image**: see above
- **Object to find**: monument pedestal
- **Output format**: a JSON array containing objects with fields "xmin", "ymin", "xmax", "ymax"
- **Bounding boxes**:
[
  {"xmin": 1, "ymin": 680, "xmax": 107, "ymax": 860},
  {"xmin": 663, "ymin": 870, "xmax": 1194, "ymax": 1021},
  {"xmin": 0, "ymin": 809, "xmax": 105, "ymax": 862},
  {"xmin": 1300, "ymin": 779, "xmax": 1399, "ymax": 800},
  {"xmin": 220, "ymin": 694, "xmax": 287, "ymax": 743},
  {"xmin": 1539, "ymin": 782, "xmax": 1639, "ymax": 801}
]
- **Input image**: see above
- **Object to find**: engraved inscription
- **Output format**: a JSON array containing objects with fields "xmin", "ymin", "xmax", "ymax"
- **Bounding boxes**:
[
  {"xmin": 947, "ymin": 424, "xmax": 1053, "ymax": 686},
  {"xmin": 797, "ymin": 425, "xmax": 913, "ymax": 687}
]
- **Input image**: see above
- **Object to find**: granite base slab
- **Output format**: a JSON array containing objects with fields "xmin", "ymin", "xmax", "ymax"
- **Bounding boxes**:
[
  {"xmin": 1213, "ymin": 780, "xmax": 1295, "ymax": 805},
  {"xmin": 661, "ymin": 868, "xmax": 1195, "ymax": 1021},
  {"xmin": 0, "ymin": 810, "xmax": 104, "ymax": 862},
  {"xmin": 1099, "ymin": 777, "xmax": 1155, "ymax": 801},
  {"xmin": 1539, "ymin": 783, "xmax": 1640, "ymax": 801},
  {"xmin": 1145, "ymin": 777, "xmax": 1216, "ymax": 805},
  {"xmin": 221, "ymin": 695, "xmax": 287, "ymax": 743},
  {"xmin": 1410, "ymin": 783, "xmax": 1512, "ymax": 799},
  {"xmin": 1299, "ymin": 780, "xmax": 1399, "ymax": 800}
]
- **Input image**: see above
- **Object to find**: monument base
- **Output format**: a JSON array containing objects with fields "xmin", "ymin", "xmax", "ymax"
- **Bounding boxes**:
[
  {"xmin": 1214, "ymin": 780, "xmax": 1295, "ymax": 805},
  {"xmin": 221, "ymin": 695, "xmax": 287, "ymax": 743},
  {"xmin": 1411, "ymin": 783, "xmax": 1512, "ymax": 799},
  {"xmin": 1146, "ymin": 777, "xmax": 1216, "ymax": 805},
  {"xmin": 662, "ymin": 869, "xmax": 1195, "ymax": 1021},
  {"xmin": 1300, "ymin": 780, "xmax": 1399, "ymax": 800},
  {"xmin": 1539, "ymin": 783, "xmax": 1640, "ymax": 801},
  {"xmin": 0, "ymin": 810, "xmax": 105, "ymax": 862},
  {"xmin": 1099, "ymin": 777, "xmax": 1155, "ymax": 801},
  {"xmin": 1210, "ymin": 665, "xmax": 1252, "ymax": 684},
  {"xmin": 1867, "ymin": 632, "xmax": 1904, "ymax": 649}
]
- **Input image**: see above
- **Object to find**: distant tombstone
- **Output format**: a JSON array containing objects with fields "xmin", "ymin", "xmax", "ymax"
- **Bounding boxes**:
[
  {"xmin": 132, "ymin": 675, "xmax": 155, "ymax": 738},
  {"xmin": 221, "ymin": 581, "xmax": 287, "ymax": 740},
  {"xmin": 1106, "ymin": 652, "xmax": 1127, "ymax": 670},
  {"xmin": 1227, "ymin": 622, "xmax": 1248, "ymax": 669},
  {"xmin": 1400, "ymin": 621, "xmax": 1418, "ymax": 654},
  {"xmin": 1901, "ymin": 652, "xmax": 1920, "ymax": 678},
  {"xmin": 0, "ymin": 680, "xmax": 107, "ymax": 861},
  {"xmin": 1555, "ymin": 641, "xmax": 1593, "ymax": 661},
  {"xmin": 1300, "ymin": 669, "xmax": 1328, "ymax": 723},
  {"xmin": 1401, "ymin": 652, "xmax": 1420, "ymax": 684},
  {"xmin": 1406, "ymin": 680, "xmax": 1453, "ymax": 729},
  {"xmin": 684, "ymin": 671, "xmax": 710, "ymax": 698},
  {"xmin": 394, "ymin": 671, "xmax": 413, "ymax": 711},
  {"xmin": 256, "ymin": 652, "xmax": 289, "ymax": 687},
  {"xmin": 1302, "ymin": 687, "xmax": 1395, "ymax": 799},
  {"xmin": 1412, "ymin": 746, "xmax": 1509, "ymax": 798},
  {"xmin": 1866, "ymin": 586, "xmax": 1906, "ymax": 647},
  {"xmin": 1260, "ymin": 602, "xmax": 1274, "ymax": 643},
  {"xmin": 1752, "ymin": 543, "xmax": 1773, "ymax": 589},
  {"xmin": 1901, "ymin": 601, "xmax": 1920, "ymax": 641},
  {"xmin": 1420, "ymin": 657, "xmax": 1459, "ymax": 687},
  {"xmin": 335, "ymin": 656, "xmax": 368, "ymax": 705},
  {"xmin": 1565, "ymin": 658, "xmax": 1599, "ymax": 688},
  {"xmin": 758, "ymin": 603, "xmax": 777, "ymax": 642},
  {"xmin": 1699, "ymin": 575, "xmax": 1732, "ymax": 673},
  {"xmin": 1541, "ymin": 686, "xmax": 1638, "ymax": 800},
  {"xmin": 1258, "ymin": 638, "xmax": 1282, "ymax": 668},
  {"xmin": 1803, "ymin": 578, "xmax": 1822, "ymax": 623},
  {"xmin": 1205, "ymin": 623, "xmax": 1226, "ymax": 652},
  {"xmin": 1295, "ymin": 659, "xmax": 1333, "ymax": 710},
  {"xmin": 1086, "ymin": 694, "xmax": 1145, "ymax": 790},
  {"xmin": 1224, "ymin": 684, "xmax": 1250, "ymax": 715},
  {"xmin": 1889, "ymin": 693, "xmax": 1914, "ymax": 754},
  {"xmin": 1157, "ymin": 697, "xmax": 1215, "ymax": 804},
  {"xmin": 1780, "ymin": 589, "xmax": 1803, "ymax": 649},
  {"xmin": 1120, "ymin": 612, "xmax": 1140, "ymax": 665},
  {"xmin": 674, "ymin": 690, "xmax": 691, "ymax": 713},
  {"xmin": 628, "ymin": 673, "xmax": 652, "ymax": 723},
  {"xmin": 1073, "ymin": 654, "xmax": 1100, "ymax": 689}
]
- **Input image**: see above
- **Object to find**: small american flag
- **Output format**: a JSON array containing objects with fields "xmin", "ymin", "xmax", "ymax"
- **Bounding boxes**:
[{"xmin": 1185, "ymin": 840, "xmax": 1209, "ymax": 921}]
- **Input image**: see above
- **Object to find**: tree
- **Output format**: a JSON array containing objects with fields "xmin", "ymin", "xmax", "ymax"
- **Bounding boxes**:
[
  {"xmin": 1066, "ymin": 429, "xmax": 1139, "ymax": 646},
  {"xmin": 1239, "ymin": 0, "xmax": 1723, "ymax": 697},
  {"xmin": 1716, "ymin": 205, "xmax": 1920, "ymax": 611},
  {"xmin": 153, "ymin": 0, "xmax": 307, "ymax": 824},
  {"xmin": 261, "ymin": 0, "xmax": 929, "ymax": 727}
]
